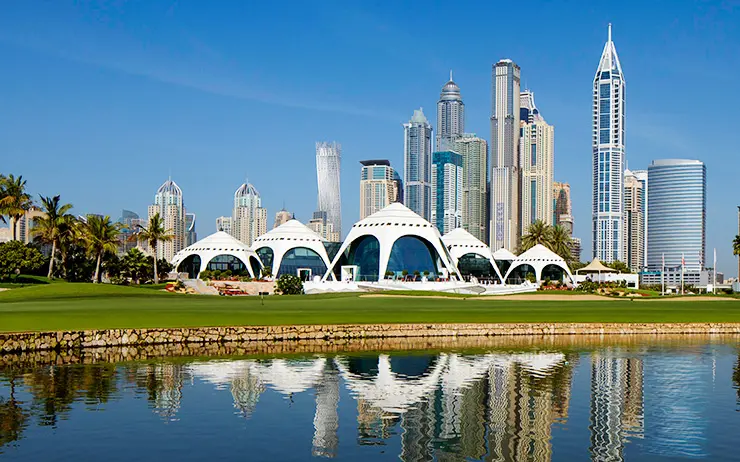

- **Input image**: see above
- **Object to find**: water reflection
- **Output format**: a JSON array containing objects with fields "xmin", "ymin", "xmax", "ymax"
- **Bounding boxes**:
[{"xmin": 0, "ymin": 343, "xmax": 738, "ymax": 460}]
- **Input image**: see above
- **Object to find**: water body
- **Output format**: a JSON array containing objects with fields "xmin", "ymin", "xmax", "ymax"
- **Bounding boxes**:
[{"xmin": 1, "ymin": 337, "xmax": 739, "ymax": 461}]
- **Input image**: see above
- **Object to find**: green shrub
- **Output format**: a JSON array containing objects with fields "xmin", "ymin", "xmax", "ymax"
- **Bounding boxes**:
[
  {"xmin": 276, "ymin": 274, "xmax": 303, "ymax": 295},
  {"xmin": 199, "ymin": 270, "xmax": 212, "ymax": 280}
]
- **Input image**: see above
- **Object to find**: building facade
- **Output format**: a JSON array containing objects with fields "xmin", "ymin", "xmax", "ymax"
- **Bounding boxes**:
[
  {"xmin": 592, "ymin": 24, "xmax": 626, "ymax": 263},
  {"xmin": 646, "ymin": 159, "xmax": 706, "ymax": 273},
  {"xmin": 436, "ymin": 71, "xmax": 464, "ymax": 151},
  {"xmin": 631, "ymin": 169, "xmax": 648, "ymax": 268},
  {"xmin": 404, "ymin": 108, "xmax": 433, "ymax": 221},
  {"xmin": 359, "ymin": 160, "xmax": 398, "ymax": 220},
  {"xmin": 452, "ymin": 134, "xmax": 488, "ymax": 243},
  {"xmin": 216, "ymin": 216, "xmax": 232, "ymax": 235},
  {"xmin": 273, "ymin": 209, "xmax": 293, "ymax": 229},
  {"xmin": 148, "ymin": 179, "xmax": 186, "ymax": 262},
  {"xmin": 185, "ymin": 213, "xmax": 197, "ymax": 247},
  {"xmin": 232, "ymin": 183, "xmax": 267, "ymax": 246},
  {"xmin": 307, "ymin": 211, "xmax": 340, "ymax": 242},
  {"xmin": 490, "ymin": 59, "xmax": 521, "ymax": 251},
  {"xmin": 316, "ymin": 141, "xmax": 342, "ymax": 238},
  {"xmin": 519, "ymin": 90, "xmax": 554, "ymax": 232},
  {"xmin": 553, "ymin": 182, "xmax": 572, "ymax": 225},
  {"xmin": 431, "ymin": 151, "xmax": 463, "ymax": 234},
  {"xmin": 623, "ymin": 170, "xmax": 644, "ymax": 271}
]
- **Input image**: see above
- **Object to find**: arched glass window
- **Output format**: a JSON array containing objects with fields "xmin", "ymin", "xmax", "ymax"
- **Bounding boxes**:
[
  {"xmin": 542, "ymin": 264, "xmax": 567, "ymax": 282},
  {"xmin": 506, "ymin": 264, "xmax": 536, "ymax": 284},
  {"xmin": 255, "ymin": 247, "xmax": 274, "ymax": 271},
  {"xmin": 387, "ymin": 236, "xmax": 438, "ymax": 277},
  {"xmin": 207, "ymin": 255, "xmax": 247, "ymax": 273},
  {"xmin": 457, "ymin": 253, "xmax": 500, "ymax": 282},
  {"xmin": 345, "ymin": 235, "xmax": 380, "ymax": 282},
  {"xmin": 177, "ymin": 254, "xmax": 201, "ymax": 279},
  {"xmin": 277, "ymin": 247, "xmax": 327, "ymax": 278},
  {"xmin": 249, "ymin": 256, "xmax": 262, "ymax": 279}
]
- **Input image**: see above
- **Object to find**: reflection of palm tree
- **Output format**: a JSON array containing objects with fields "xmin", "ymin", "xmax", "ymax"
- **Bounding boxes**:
[
  {"xmin": 0, "ymin": 376, "xmax": 29, "ymax": 449},
  {"xmin": 733, "ymin": 353, "xmax": 740, "ymax": 402}
]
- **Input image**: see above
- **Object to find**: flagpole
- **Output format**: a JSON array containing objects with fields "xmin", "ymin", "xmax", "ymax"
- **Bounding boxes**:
[
  {"xmin": 661, "ymin": 253, "xmax": 665, "ymax": 296},
  {"xmin": 681, "ymin": 252, "xmax": 685, "ymax": 295}
]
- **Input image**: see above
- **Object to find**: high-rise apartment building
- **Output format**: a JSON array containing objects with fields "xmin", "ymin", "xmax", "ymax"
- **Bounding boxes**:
[
  {"xmin": 553, "ymin": 182, "xmax": 572, "ymax": 225},
  {"xmin": 436, "ymin": 71, "xmax": 464, "ymax": 151},
  {"xmin": 631, "ymin": 169, "xmax": 648, "ymax": 267},
  {"xmin": 316, "ymin": 142, "xmax": 342, "ymax": 238},
  {"xmin": 148, "ymin": 179, "xmax": 186, "ymax": 262},
  {"xmin": 185, "ymin": 213, "xmax": 197, "ymax": 247},
  {"xmin": 273, "ymin": 209, "xmax": 293, "ymax": 229},
  {"xmin": 452, "ymin": 134, "xmax": 488, "ymax": 243},
  {"xmin": 404, "ymin": 108, "xmax": 433, "ymax": 221},
  {"xmin": 359, "ymin": 160, "xmax": 398, "ymax": 220},
  {"xmin": 12, "ymin": 207, "xmax": 46, "ymax": 244},
  {"xmin": 592, "ymin": 24, "xmax": 626, "ymax": 263},
  {"xmin": 117, "ymin": 209, "xmax": 145, "ymax": 254},
  {"xmin": 623, "ymin": 170, "xmax": 644, "ymax": 271},
  {"xmin": 519, "ymin": 90, "xmax": 554, "ymax": 232},
  {"xmin": 216, "ymin": 216, "xmax": 232, "ymax": 235},
  {"xmin": 232, "ymin": 182, "xmax": 267, "ymax": 246},
  {"xmin": 308, "ymin": 211, "xmax": 340, "ymax": 242},
  {"xmin": 431, "ymin": 151, "xmax": 463, "ymax": 234},
  {"xmin": 490, "ymin": 59, "xmax": 521, "ymax": 251},
  {"xmin": 646, "ymin": 159, "xmax": 706, "ymax": 272}
]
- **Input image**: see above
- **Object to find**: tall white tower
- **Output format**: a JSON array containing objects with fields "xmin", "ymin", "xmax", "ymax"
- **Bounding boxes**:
[
  {"xmin": 147, "ymin": 179, "xmax": 186, "ymax": 262},
  {"xmin": 490, "ymin": 59, "xmax": 521, "ymax": 251},
  {"xmin": 592, "ymin": 24, "xmax": 626, "ymax": 262},
  {"xmin": 519, "ymin": 90, "xmax": 554, "ymax": 232},
  {"xmin": 436, "ymin": 71, "xmax": 465, "ymax": 151},
  {"xmin": 404, "ymin": 108, "xmax": 433, "ymax": 221},
  {"xmin": 316, "ymin": 142, "xmax": 342, "ymax": 238},
  {"xmin": 232, "ymin": 182, "xmax": 267, "ymax": 246}
]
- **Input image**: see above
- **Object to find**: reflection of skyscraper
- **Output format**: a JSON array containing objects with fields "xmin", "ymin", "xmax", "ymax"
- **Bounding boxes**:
[
  {"xmin": 313, "ymin": 363, "xmax": 340, "ymax": 458},
  {"xmin": 230, "ymin": 368, "xmax": 265, "ymax": 418},
  {"xmin": 148, "ymin": 363, "xmax": 187, "ymax": 421},
  {"xmin": 400, "ymin": 390, "xmax": 436, "ymax": 462},
  {"xmin": 589, "ymin": 354, "xmax": 644, "ymax": 462}
]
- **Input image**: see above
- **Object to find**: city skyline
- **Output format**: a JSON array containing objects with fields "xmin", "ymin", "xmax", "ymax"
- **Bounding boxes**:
[{"xmin": 1, "ymin": 2, "xmax": 737, "ymax": 273}]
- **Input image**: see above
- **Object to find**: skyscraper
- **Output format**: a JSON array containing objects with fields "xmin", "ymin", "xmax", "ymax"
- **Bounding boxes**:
[
  {"xmin": 232, "ymin": 182, "xmax": 267, "ymax": 246},
  {"xmin": 553, "ymin": 182, "xmax": 572, "ymax": 225},
  {"xmin": 646, "ymin": 159, "xmax": 706, "ymax": 272},
  {"xmin": 436, "ymin": 71, "xmax": 464, "ymax": 151},
  {"xmin": 185, "ymin": 212, "xmax": 197, "ymax": 247},
  {"xmin": 592, "ymin": 24, "xmax": 626, "ymax": 263},
  {"xmin": 632, "ymin": 169, "xmax": 648, "ymax": 268},
  {"xmin": 216, "ymin": 216, "xmax": 232, "ymax": 235},
  {"xmin": 359, "ymin": 160, "xmax": 399, "ymax": 220},
  {"xmin": 623, "ymin": 170, "xmax": 644, "ymax": 271},
  {"xmin": 404, "ymin": 108, "xmax": 433, "ymax": 221},
  {"xmin": 452, "ymin": 134, "xmax": 488, "ymax": 243},
  {"xmin": 148, "ymin": 179, "xmax": 186, "ymax": 262},
  {"xmin": 273, "ymin": 209, "xmax": 293, "ymax": 229},
  {"xmin": 519, "ymin": 90, "xmax": 554, "ymax": 232},
  {"xmin": 431, "ymin": 151, "xmax": 463, "ymax": 234},
  {"xmin": 316, "ymin": 142, "xmax": 342, "ymax": 238},
  {"xmin": 307, "ymin": 211, "xmax": 340, "ymax": 242},
  {"xmin": 490, "ymin": 59, "xmax": 521, "ymax": 251}
]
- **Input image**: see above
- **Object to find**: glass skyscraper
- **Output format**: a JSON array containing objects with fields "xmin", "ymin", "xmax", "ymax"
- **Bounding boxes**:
[
  {"xmin": 316, "ymin": 141, "xmax": 342, "ymax": 238},
  {"xmin": 452, "ymin": 134, "xmax": 488, "ymax": 243},
  {"xmin": 646, "ymin": 159, "xmax": 706, "ymax": 272},
  {"xmin": 592, "ymin": 24, "xmax": 626, "ymax": 263},
  {"xmin": 431, "ymin": 150, "xmax": 463, "ymax": 234},
  {"xmin": 490, "ymin": 59, "xmax": 521, "ymax": 251},
  {"xmin": 404, "ymin": 108, "xmax": 433, "ymax": 221}
]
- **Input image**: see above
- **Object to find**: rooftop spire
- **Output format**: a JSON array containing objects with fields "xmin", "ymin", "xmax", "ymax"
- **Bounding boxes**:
[
  {"xmin": 608, "ymin": 23, "xmax": 612, "ymax": 42},
  {"xmin": 449, "ymin": 69, "xmax": 453, "ymax": 81}
]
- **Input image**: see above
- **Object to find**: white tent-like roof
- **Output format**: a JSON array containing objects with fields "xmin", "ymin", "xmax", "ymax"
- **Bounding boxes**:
[
  {"xmin": 503, "ymin": 244, "xmax": 574, "ymax": 283},
  {"xmin": 441, "ymin": 228, "xmax": 504, "ymax": 282},
  {"xmin": 172, "ymin": 231, "xmax": 263, "ymax": 278},
  {"xmin": 576, "ymin": 258, "xmax": 618, "ymax": 274},
  {"xmin": 492, "ymin": 247, "xmax": 517, "ymax": 261},
  {"xmin": 252, "ymin": 220, "xmax": 333, "ymax": 279},
  {"xmin": 322, "ymin": 203, "xmax": 461, "ymax": 282}
]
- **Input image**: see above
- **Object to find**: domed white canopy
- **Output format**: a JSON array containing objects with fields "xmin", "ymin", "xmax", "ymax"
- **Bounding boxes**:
[
  {"xmin": 172, "ymin": 231, "xmax": 263, "ymax": 278},
  {"xmin": 252, "ymin": 220, "xmax": 333, "ymax": 279},
  {"xmin": 492, "ymin": 247, "xmax": 517, "ymax": 261},
  {"xmin": 322, "ymin": 203, "xmax": 461, "ymax": 282},
  {"xmin": 503, "ymin": 244, "xmax": 574, "ymax": 283},
  {"xmin": 442, "ymin": 228, "xmax": 504, "ymax": 282}
]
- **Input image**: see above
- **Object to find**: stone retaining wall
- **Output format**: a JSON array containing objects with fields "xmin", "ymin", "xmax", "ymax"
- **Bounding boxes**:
[{"xmin": 2, "ymin": 322, "xmax": 740, "ymax": 354}]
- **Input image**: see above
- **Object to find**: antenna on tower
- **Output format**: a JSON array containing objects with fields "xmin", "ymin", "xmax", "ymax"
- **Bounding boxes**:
[
  {"xmin": 449, "ymin": 69, "xmax": 453, "ymax": 81},
  {"xmin": 608, "ymin": 23, "xmax": 612, "ymax": 42}
]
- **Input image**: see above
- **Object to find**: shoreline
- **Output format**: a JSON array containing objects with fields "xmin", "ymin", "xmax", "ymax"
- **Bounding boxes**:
[{"xmin": 3, "ymin": 322, "xmax": 740, "ymax": 354}]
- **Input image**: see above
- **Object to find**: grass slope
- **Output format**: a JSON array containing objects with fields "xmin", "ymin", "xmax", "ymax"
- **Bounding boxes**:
[{"xmin": 0, "ymin": 283, "xmax": 739, "ymax": 333}]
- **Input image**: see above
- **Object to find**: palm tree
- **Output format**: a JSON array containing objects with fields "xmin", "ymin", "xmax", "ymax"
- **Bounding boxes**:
[
  {"xmin": 520, "ymin": 220, "xmax": 552, "ymax": 252},
  {"xmin": 122, "ymin": 248, "xmax": 150, "ymax": 284},
  {"xmin": 135, "ymin": 213, "xmax": 173, "ymax": 284},
  {"xmin": 550, "ymin": 225, "xmax": 573, "ymax": 262},
  {"xmin": 32, "ymin": 195, "xmax": 74, "ymax": 278},
  {"xmin": 0, "ymin": 174, "xmax": 33, "ymax": 241},
  {"xmin": 733, "ymin": 234, "xmax": 740, "ymax": 279},
  {"xmin": 83, "ymin": 215, "xmax": 120, "ymax": 283},
  {"xmin": 57, "ymin": 216, "xmax": 82, "ymax": 279}
]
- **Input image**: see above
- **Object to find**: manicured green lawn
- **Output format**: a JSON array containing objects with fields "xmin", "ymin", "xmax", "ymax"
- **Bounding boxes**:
[{"xmin": 0, "ymin": 282, "xmax": 739, "ymax": 333}]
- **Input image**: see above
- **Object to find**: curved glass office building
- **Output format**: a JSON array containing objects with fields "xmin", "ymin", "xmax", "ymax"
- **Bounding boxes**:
[{"xmin": 646, "ymin": 159, "xmax": 706, "ymax": 271}]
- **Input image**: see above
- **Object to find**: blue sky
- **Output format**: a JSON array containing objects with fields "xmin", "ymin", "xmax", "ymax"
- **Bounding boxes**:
[{"xmin": 0, "ymin": 1, "xmax": 738, "ymax": 273}]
